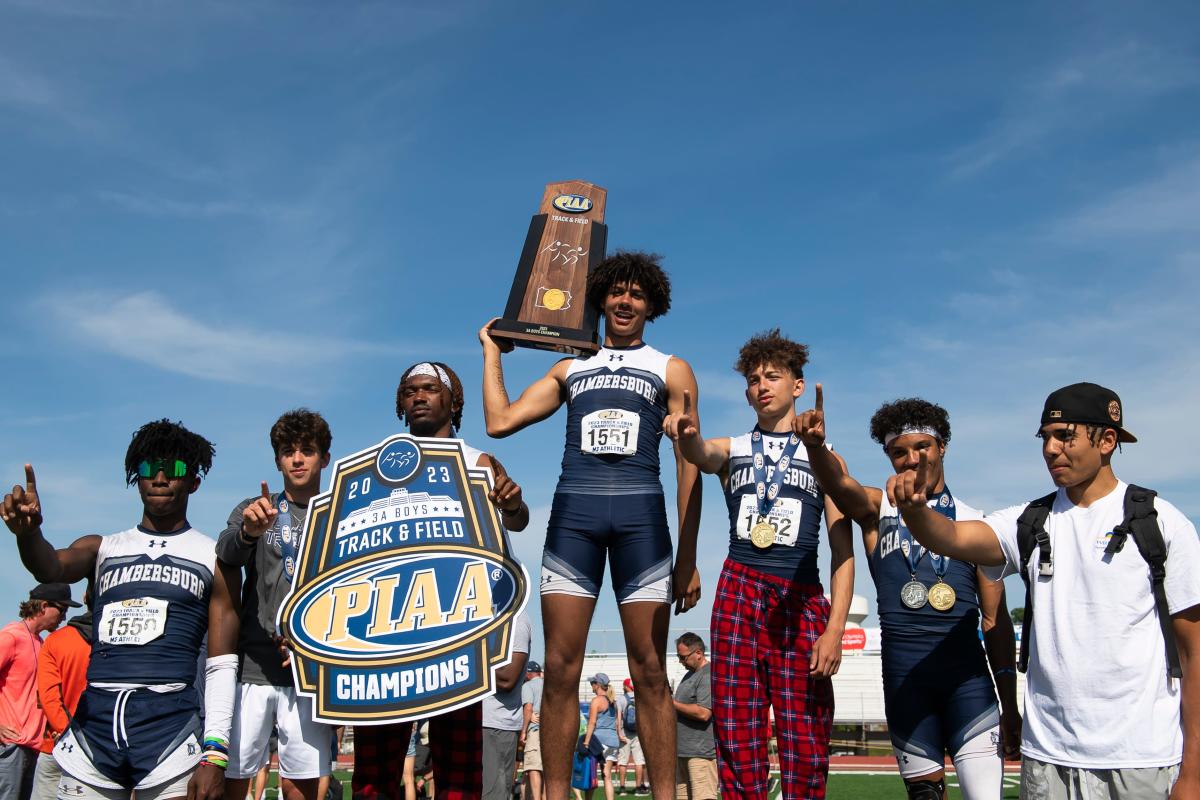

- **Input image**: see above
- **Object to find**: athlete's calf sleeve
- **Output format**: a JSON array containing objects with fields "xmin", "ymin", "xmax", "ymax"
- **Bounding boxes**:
[
  {"xmin": 904, "ymin": 776, "xmax": 945, "ymax": 800},
  {"xmin": 950, "ymin": 724, "xmax": 1003, "ymax": 800},
  {"xmin": 202, "ymin": 654, "xmax": 239, "ymax": 764}
]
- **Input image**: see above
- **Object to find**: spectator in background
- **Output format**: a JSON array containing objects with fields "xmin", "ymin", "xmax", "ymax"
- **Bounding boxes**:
[
  {"xmin": 522, "ymin": 661, "xmax": 545, "ymax": 800},
  {"xmin": 615, "ymin": 678, "xmax": 647, "ymax": 795},
  {"xmin": 581, "ymin": 673, "xmax": 620, "ymax": 800},
  {"xmin": 31, "ymin": 585, "xmax": 91, "ymax": 800},
  {"xmin": 673, "ymin": 633, "xmax": 716, "ymax": 800},
  {"xmin": 483, "ymin": 611, "xmax": 532, "ymax": 800},
  {"xmin": 0, "ymin": 583, "xmax": 75, "ymax": 800}
]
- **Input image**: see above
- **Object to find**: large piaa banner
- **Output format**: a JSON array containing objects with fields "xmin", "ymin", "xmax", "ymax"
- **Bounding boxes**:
[{"xmin": 278, "ymin": 434, "xmax": 529, "ymax": 725}]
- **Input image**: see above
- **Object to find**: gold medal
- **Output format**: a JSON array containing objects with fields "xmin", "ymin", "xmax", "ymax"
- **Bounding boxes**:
[
  {"xmin": 927, "ymin": 581, "xmax": 957, "ymax": 612},
  {"xmin": 750, "ymin": 518, "xmax": 776, "ymax": 549}
]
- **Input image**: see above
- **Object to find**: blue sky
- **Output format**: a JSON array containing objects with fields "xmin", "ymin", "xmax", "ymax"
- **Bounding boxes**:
[{"xmin": 2, "ymin": 2, "xmax": 1199, "ymax": 658}]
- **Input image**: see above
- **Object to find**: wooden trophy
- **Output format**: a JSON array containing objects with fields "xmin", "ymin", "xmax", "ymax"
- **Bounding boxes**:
[{"xmin": 489, "ymin": 180, "xmax": 607, "ymax": 355}]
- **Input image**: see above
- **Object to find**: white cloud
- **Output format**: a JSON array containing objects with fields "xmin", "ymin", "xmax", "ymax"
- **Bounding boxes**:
[
  {"xmin": 42, "ymin": 290, "xmax": 397, "ymax": 386},
  {"xmin": 948, "ymin": 42, "xmax": 1200, "ymax": 179},
  {"xmin": 1054, "ymin": 155, "xmax": 1200, "ymax": 239}
]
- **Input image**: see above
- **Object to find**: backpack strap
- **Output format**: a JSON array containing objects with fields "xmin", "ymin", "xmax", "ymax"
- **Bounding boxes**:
[
  {"xmin": 1116, "ymin": 485, "xmax": 1182, "ymax": 679},
  {"xmin": 1015, "ymin": 492, "xmax": 1057, "ymax": 673}
]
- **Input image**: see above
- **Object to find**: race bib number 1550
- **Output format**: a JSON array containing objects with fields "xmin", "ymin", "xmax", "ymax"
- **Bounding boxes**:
[{"xmin": 99, "ymin": 597, "xmax": 169, "ymax": 646}]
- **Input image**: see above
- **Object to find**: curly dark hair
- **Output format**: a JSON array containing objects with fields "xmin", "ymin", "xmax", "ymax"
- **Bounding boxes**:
[
  {"xmin": 869, "ymin": 398, "xmax": 952, "ymax": 448},
  {"xmin": 396, "ymin": 362, "xmax": 464, "ymax": 432},
  {"xmin": 124, "ymin": 419, "xmax": 215, "ymax": 486},
  {"xmin": 734, "ymin": 328, "xmax": 809, "ymax": 379},
  {"xmin": 584, "ymin": 251, "xmax": 671, "ymax": 321},
  {"xmin": 269, "ymin": 408, "xmax": 332, "ymax": 457}
]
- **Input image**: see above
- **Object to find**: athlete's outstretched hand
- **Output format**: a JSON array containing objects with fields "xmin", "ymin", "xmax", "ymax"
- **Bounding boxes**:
[
  {"xmin": 487, "ymin": 461, "xmax": 523, "ymax": 513},
  {"xmin": 794, "ymin": 384, "xmax": 826, "ymax": 447},
  {"xmin": 478, "ymin": 318, "xmax": 514, "ymax": 354},
  {"xmin": 241, "ymin": 482, "xmax": 278, "ymax": 540},
  {"xmin": 887, "ymin": 450, "xmax": 933, "ymax": 511},
  {"xmin": 663, "ymin": 389, "xmax": 700, "ymax": 445},
  {"xmin": 809, "ymin": 626, "xmax": 843, "ymax": 679},
  {"xmin": 1, "ymin": 464, "xmax": 43, "ymax": 537},
  {"xmin": 186, "ymin": 763, "xmax": 224, "ymax": 800},
  {"xmin": 672, "ymin": 558, "xmax": 701, "ymax": 615}
]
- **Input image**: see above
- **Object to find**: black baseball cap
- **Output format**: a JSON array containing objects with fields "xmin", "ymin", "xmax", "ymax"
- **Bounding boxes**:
[
  {"xmin": 525, "ymin": 661, "xmax": 542, "ymax": 673},
  {"xmin": 1039, "ymin": 383, "xmax": 1137, "ymax": 443},
  {"xmin": 29, "ymin": 583, "xmax": 83, "ymax": 607}
]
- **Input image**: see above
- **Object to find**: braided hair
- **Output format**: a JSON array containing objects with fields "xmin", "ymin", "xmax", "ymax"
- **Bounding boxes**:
[
  {"xmin": 124, "ymin": 419, "xmax": 215, "ymax": 486},
  {"xmin": 396, "ymin": 361, "xmax": 465, "ymax": 432}
]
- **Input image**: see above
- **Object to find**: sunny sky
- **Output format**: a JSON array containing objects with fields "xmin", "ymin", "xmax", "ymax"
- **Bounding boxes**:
[{"xmin": 2, "ymin": 1, "xmax": 1199, "ymax": 660}]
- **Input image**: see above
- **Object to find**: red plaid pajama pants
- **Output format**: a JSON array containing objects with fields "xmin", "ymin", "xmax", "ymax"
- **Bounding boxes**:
[
  {"xmin": 711, "ymin": 558, "xmax": 834, "ymax": 800},
  {"xmin": 352, "ymin": 701, "xmax": 482, "ymax": 800}
]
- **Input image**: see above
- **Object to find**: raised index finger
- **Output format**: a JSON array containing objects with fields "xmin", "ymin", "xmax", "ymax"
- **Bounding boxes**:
[
  {"xmin": 260, "ymin": 481, "xmax": 271, "ymax": 501},
  {"xmin": 24, "ymin": 464, "xmax": 36, "ymax": 492},
  {"xmin": 814, "ymin": 383, "xmax": 824, "ymax": 412},
  {"xmin": 683, "ymin": 388, "xmax": 692, "ymax": 415}
]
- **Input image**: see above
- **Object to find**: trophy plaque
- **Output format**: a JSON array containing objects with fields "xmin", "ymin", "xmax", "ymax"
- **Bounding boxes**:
[{"xmin": 489, "ymin": 180, "xmax": 608, "ymax": 355}]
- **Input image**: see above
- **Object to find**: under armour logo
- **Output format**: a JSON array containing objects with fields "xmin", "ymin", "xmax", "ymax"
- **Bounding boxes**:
[
  {"xmin": 188, "ymin": 743, "xmax": 197, "ymax": 755},
  {"xmin": 767, "ymin": 440, "xmax": 785, "ymax": 453},
  {"xmin": 62, "ymin": 743, "xmax": 74, "ymax": 753},
  {"xmin": 147, "ymin": 539, "xmax": 168, "ymax": 548},
  {"xmin": 609, "ymin": 354, "xmax": 624, "ymax": 362}
]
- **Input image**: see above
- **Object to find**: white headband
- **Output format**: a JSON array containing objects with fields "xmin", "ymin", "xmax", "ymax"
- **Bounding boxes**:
[
  {"xmin": 883, "ymin": 425, "xmax": 942, "ymax": 449},
  {"xmin": 406, "ymin": 362, "xmax": 452, "ymax": 392}
]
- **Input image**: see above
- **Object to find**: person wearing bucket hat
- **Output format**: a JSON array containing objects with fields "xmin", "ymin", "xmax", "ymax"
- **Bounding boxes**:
[
  {"xmin": 889, "ymin": 383, "xmax": 1200, "ymax": 798},
  {"xmin": 0, "ymin": 584, "xmax": 76, "ymax": 799}
]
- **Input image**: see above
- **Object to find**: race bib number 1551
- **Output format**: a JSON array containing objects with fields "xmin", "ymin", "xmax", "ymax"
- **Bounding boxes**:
[{"xmin": 581, "ymin": 409, "xmax": 640, "ymax": 456}]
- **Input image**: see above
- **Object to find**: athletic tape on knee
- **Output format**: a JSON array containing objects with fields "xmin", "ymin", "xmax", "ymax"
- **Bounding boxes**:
[{"xmin": 203, "ymin": 654, "xmax": 238, "ymax": 746}]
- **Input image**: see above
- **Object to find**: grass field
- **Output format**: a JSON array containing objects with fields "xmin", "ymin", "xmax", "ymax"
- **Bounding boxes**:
[{"xmin": 268, "ymin": 769, "xmax": 1022, "ymax": 798}]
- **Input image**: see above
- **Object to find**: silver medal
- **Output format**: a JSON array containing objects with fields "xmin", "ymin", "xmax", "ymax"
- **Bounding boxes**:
[{"xmin": 900, "ymin": 580, "xmax": 928, "ymax": 609}]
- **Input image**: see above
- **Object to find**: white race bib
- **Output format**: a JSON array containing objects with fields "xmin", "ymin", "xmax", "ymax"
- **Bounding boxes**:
[
  {"xmin": 580, "ymin": 409, "xmax": 640, "ymax": 456},
  {"xmin": 98, "ymin": 597, "xmax": 168, "ymax": 646},
  {"xmin": 735, "ymin": 495, "xmax": 804, "ymax": 547}
]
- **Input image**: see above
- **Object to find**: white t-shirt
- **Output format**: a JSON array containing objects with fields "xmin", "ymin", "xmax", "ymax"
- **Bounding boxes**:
[{"xmin": 982, "ymin": 480, "xmax": 1200, "ymax": 768}]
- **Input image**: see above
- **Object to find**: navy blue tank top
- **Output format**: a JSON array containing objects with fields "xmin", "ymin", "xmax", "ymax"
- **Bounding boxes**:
[
  {"xmin": 723, "ymin": 429, "xmax": 825, "ymax": 583},
  {"xmin": 89, "ymin": 525, "xmax": 214, "ymax": 685},
  {"xmin": 558, "ymin": 343, "xmax": 670, "ymax": 495},
  {"xmin": 870, "ymin": 490, "xmax": 984, "ymax": 648}
]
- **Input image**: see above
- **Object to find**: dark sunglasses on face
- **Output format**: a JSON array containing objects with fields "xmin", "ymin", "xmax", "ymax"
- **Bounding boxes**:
[{"xmin": 137, "ymin": 459, "xmax": 190, "ymax": 479}]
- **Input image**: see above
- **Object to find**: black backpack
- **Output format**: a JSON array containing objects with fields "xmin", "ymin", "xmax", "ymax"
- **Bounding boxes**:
[{"xmin": 1016, "ymin": 484, "xmax": 1180, "ymax": 679}]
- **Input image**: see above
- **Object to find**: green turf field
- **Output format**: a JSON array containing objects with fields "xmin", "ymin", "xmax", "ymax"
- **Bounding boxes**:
[{"xmin": 265, "ymin": 768, "xmax": 1021, "ymax": 798}]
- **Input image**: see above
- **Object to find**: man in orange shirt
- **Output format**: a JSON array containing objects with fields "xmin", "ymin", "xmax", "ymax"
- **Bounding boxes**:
[
  {"xmin": 32, "ymin": 588, "xmax": 91, "ymax": 800},
  {"xmin": 0, "ymin": 583, "xmax": 77, "ymax": 800}
]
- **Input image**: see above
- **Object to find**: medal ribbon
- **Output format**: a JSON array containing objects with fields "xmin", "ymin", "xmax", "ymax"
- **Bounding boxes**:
[
  {"xmin": 750, "ymin": 429, "xmax": 805, "ymax": 521},
  {"xmin": 898, "ymin": 487, "xmax": 957, "ymax": 579},
  {"xmin": 276, "ymin": 494, "xmax": 300, "ymax": 581}
]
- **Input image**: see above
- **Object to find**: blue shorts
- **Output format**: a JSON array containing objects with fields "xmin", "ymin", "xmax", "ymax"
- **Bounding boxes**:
[
  {"xmin": 540, "ymin": 491, "xmax": 673, "ymax": 604},
  {"xmin": 882, "ymin": 647, "xmax": 998, "ymax": 763},
  {"xmin": 55, "ymin": 686, "xmax": 201, "ymax": 791}
]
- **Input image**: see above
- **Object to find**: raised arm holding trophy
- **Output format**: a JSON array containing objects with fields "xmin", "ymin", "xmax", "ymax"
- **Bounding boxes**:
[{"xmin": 480, "ymin": 187, "xmax": 704, "ymax": 798}]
